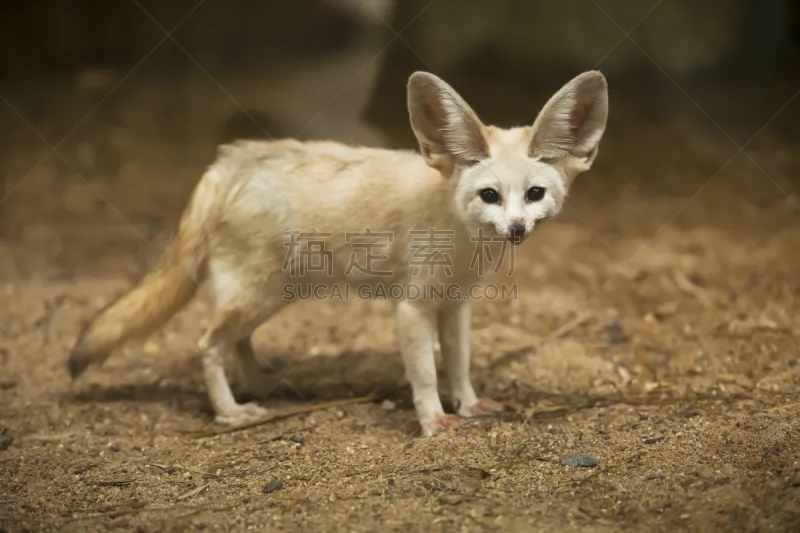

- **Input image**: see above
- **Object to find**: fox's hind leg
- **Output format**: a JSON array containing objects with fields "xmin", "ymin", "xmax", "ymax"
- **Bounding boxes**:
[
  {"xmin": 199, "ymin": 330, "xmax": 268, "ymax": 425},
  {"xmin": 199, "ymin": 261, "xmax": 287, "ymax": 425},
  {"xmin": 233, "ymin": 336, "xmax": 276, "ymax": 398}
]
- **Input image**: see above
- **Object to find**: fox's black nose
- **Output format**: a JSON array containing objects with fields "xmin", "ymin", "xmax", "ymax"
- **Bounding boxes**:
[{"xmin": 508, "ymin": 223, "xmax": 526, "ymax": 244}]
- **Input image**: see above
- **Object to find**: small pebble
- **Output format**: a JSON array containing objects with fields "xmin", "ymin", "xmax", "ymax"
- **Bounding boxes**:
[
  {"xmin": 558, "ymin": 453, "xmax": 598, "ymax": 467},
  {"xmin": 381, "ymin": 399, "xmax": 396, "ymax": 411},
  {"xmin": 644, "ymin": 436, "xmax": 666, "ymax": 445},
  {"xmin": 290, "ymin": 435, "xmax": 305, "ymax": 445},
  {"xmin": 108, "ymin": 444, "xmax": 121, "ymax": 453},
  {"xmin": 262, "ymin": 478, "xmax": 283, "ymax": 494}
]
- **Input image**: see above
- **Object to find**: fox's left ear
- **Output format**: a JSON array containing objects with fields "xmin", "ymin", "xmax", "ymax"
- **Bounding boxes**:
[{"xmin": 529, "ymin": 71, "xmax": 608, "ymax": 179}]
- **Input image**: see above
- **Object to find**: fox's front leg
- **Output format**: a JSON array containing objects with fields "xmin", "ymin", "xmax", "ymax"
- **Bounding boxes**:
[
  {"xmin": 396, "ymin": 300, "xmax": 462, "ymax": 436},
  {"xmin": 438, "ymin": 301, "xmax": 504, "ymax": 418}
]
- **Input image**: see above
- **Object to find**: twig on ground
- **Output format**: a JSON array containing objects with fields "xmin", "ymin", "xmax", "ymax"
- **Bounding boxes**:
[
  {"xmin": 672, "ymin": 271, "xmax": 714, "ymax": 307},
  {"xmin": 21, "ymin": 431, "xmax": 77, "ymax": 442},
  {"xmin": 414, "ymin": 465, "xmax": 443, "ymax": 474},
  {"xmin": 81, "ymin": 479, "xmax": 132, "ymax": 487},
  {"xmin": 253, "ymin": 425, "xmax": 314, "ymax": 445},
  {"xmin": 516, "ymin": 391, "xmax": 755, "ymax": 423},
  {"xmin": 766, "ymin": 402, "xmax": 800, "ymax": 412},
  {"xmin": 150, "ymin": 463, "xmax": 220, "ymax": 478},
  {"xmin": 199, "ymin": 396, "xmax": 376, "ymax": 437},
  {"xmin": 175, "ymin": 483, "xmax": 210, "ymax": 501},
  {"xmin": 549, "ymin": 311, "xmax": 595, "ymax": 340}
]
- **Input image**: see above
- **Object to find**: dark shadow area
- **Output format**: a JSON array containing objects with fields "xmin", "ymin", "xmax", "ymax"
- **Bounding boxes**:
[{"xmin": 70, "ymin": 382, "xmax": 210, "ymax": 411}]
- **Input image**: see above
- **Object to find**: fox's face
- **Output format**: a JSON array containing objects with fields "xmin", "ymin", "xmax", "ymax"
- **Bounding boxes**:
[
  {"xmin": 407, "ymin": 71, "xmax": 608, "ymax": 244},
  {"xmin": 452, "ymin": 130, "xmax": 568, "ymax": 244}
]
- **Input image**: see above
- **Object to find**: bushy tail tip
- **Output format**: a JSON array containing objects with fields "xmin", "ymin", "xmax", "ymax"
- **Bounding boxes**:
[{"xmin": 67, "ymin": 349, "xmax": 95, "ymax": 379}]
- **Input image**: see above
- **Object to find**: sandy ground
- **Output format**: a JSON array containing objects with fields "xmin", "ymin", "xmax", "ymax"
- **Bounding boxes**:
[{"xmin": 0, "ymin": 58, "xmax": 799, "ymax": 532}]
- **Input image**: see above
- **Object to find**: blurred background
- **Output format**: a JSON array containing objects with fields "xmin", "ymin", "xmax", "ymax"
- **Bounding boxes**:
[{"xmin": 0, "ymin": 0, "xmax": 798, "ymax": 277}]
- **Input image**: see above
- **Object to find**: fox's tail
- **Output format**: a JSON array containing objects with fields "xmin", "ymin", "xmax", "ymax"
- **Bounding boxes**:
[{"xmin": 68, "ymin": 173, "xmax": 221, "ymax": 378}]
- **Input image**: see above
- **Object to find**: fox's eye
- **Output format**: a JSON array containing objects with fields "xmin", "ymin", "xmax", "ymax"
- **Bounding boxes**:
[
  {"xmin": 479, "ymin": 189, "xmax": 500, "ymax": 204},
  {"xmin": 527, "ymin": 186, "xmax": 546, "ymax": 202}
]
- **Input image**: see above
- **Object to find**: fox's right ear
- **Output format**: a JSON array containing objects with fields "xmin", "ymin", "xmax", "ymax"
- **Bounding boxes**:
[{"xmin": 407, "ymin": 72, "xmax": 489, "ymax": 175}]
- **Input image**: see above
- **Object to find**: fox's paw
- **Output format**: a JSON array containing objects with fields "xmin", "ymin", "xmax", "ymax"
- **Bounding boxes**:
[
  {"xmin": 214, "ymin": 402, "xmax": 269, "ymax": 426},
  {"xmin": 420, "ymin": 414, "xmax": 463, "ymax": 437},
  {"xmin": 457, "ymin": 398, "xmax": 505, "ymax": 418}
]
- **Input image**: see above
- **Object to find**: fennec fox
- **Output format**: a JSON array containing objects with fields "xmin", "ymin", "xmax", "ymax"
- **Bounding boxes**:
[{"xmin": 68, "ymin": 71, "xmax": 608, "ymax": 437}]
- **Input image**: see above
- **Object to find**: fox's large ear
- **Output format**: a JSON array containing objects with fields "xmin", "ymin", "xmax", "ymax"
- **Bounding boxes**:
[
  {"xmin": 529, "ymin": 71, "xmax": 608, "ymax": 175},
  {"xmin": 407, "ymin": 72, "xmax": 490, "ymax": 175}
]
